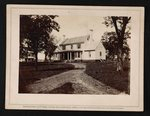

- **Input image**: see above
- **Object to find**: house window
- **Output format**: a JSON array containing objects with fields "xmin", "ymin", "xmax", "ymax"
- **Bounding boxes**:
[
  {"xmin": 71, "ymin": 45, "xmax": 73, "ymax": 49},
  {"xmin": 62, "ymin": 45, "xmax": 66, "ymax": 50},
  {"xmin": 89, "ymin": 51, "xmax": 91, "ymax": 57},
  {"xmin": 77, "ymin": 44, "xmax": 81, "ymax": 49},
  {"xmin": 100, "ymin": 51, "xmax": 102, "ymax": 56},
  {"xmin": 78, "ymin": 52, "xmax": 80, "ymax": 58}
]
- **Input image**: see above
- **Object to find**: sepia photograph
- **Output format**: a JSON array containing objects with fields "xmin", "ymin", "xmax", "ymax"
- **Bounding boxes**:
[
  {"xmin": 5, "ymin": 5, "xmax": 144, "ymax": 111},
  {"xmin": 19, "ymin": 15, "xmax": 131, "ymax": 95}
]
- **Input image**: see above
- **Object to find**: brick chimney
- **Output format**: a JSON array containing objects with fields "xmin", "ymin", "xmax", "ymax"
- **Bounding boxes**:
[
  {"xmin": 63, "ymin": 35, "xmax": 66, "ymax": 40},
  {"xmin": 89, "ymin": 29, "xmax": 94, "ymax": 41}
]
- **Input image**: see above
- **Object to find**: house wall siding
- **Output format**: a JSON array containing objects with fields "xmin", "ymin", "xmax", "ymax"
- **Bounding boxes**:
[
  {"xmin": 95, "ymin": 42, "xmax": 106, "ymax": 60},
  {"xmin": 52, "ymin": 53, "xmax": 61, "ymax": 61},
  {"xmin": 83, "ymin": 51, "xmax": 96, "ymax": 60},
  {"xmin": 53, "ymin": 37, "xmax": 106, "ymax": 61}
]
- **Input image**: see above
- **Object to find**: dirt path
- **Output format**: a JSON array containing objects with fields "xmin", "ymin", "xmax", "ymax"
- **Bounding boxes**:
[{"xmin": 27, "ymin": 63, "xmax": 121, "ymax": 94}]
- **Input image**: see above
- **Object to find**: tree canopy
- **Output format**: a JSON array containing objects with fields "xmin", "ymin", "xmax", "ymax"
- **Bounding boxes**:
[
  {"xmin": 20, "ymin": 15, "xmax": 60, "ymax": 69},
  {"xmin": 102, "ymin": 16, "xmax": 131, "ymax": 71},
  {"xmin": 102, "ymin": 16, "xmax": 131, "ymax": 59},
  {"xmin": 43, "ymin": 34, "xmax": 57, "ymax": 61}
]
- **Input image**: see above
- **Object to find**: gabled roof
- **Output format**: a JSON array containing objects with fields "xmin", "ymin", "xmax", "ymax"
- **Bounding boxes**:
[
  {"xmin": 84, "ymin": 40, "xmax": 100, "ymax": 51},
  {"xmin": 60, "ymin": 35, "xmax": 90, "ymax": 45},
  {"xmin": 54, "ymin": 45, "xmax": 62, "ymax": 52}
]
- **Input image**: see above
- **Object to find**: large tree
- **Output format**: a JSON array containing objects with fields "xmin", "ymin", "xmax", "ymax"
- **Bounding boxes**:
[
  {"xmin": 102, "ymin": 16, "xmax": 131, "ymax": 71},
  {"xmin": 20, "ymin": 15, "xmax": 60, "ymax": 70},
  {"xmin": 101, "ymin": 31, "xmax": 118, "ymax": 60},
  {"xmin": 44, "ymin": 34, "xmax": 57, "ymax": 62}
]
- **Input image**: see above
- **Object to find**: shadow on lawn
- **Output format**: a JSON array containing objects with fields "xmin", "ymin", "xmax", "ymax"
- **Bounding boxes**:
[
  {"xmin": 38, "ymin": 82, "xmax": 75, "ymax": 94},
  {"xmin": 85, "ymin": 61, "xmax": 130, "ymax": 94}
]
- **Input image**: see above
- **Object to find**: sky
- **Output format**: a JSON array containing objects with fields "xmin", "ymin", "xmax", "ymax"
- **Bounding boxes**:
[
  {"xmin": 39, "ymin": 15, "xmax": 131, "ymax": 59},
  {"xmin": 39, "ymin": 15, "xmax": 113, "ymax": 59},
  {"xmin": 51, "ymin": 15, "xmax": 115, "ymax": 44}
]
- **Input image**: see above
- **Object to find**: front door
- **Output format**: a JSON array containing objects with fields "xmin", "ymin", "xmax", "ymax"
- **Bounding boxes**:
[
  {"xmin": 64, "ymin": 52, "xmax": 67, "ymax": 60},
  {"xmin": 72, "ymin": 52, "xmax": 74, "ymax": 60}
]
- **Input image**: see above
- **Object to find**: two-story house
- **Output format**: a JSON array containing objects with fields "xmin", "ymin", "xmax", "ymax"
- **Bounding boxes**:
[{"xmin": 53, "ymin": 30, "xmax": 106, "ymax": 61}]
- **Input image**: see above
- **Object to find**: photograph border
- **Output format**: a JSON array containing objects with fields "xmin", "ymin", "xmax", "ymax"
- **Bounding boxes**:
[{"xmin": 5, "ymin": 4, "xmax": 144, "ymax": 111}]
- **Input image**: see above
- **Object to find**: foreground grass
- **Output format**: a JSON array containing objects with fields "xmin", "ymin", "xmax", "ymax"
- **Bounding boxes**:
[
  {"xmin": 85, "ymin": 61, "xmax": 130, "ymax": 94},
  {"xmin": 19, "ymin": 62, "xmax": 75, "ymax": 93}
]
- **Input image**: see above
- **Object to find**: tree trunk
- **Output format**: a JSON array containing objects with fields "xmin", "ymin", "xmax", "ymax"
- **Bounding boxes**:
[
  {"xmin": 116, "ymin": 49, "xmax": 123, "ymax": 73},
  {"xmin": 45, "ymin": 52, "xmax": 48, "ymax": 62},
  {"xmin": 25, "ymin": 53, "xmax": 28, "ymax": 62},
  {"xmin": 49, "ymin": 56, "xmax": 51, "ymax": 62},
  {"xmin": 111, "ymin": 17, "xmax": 124, "ymax": 72},
  {"xmin": 34, "ymin": 39, "xmax": 38, "ymax": 71},
  {"xmin": 111, "ymin": 16, "xmax": 131, "ymax": 72},
  {"xmin": 35, "ymin": 51, "xmax": 38, "ymax": 70}
]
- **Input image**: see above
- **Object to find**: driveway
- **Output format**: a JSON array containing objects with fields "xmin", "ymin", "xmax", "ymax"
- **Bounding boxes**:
[{"xmin": 27, "ymin": 63, "xmax": 121, "ymax": 94}]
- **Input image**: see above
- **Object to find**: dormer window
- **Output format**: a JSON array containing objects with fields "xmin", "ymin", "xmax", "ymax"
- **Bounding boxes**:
[{"xmin": 77, "ymin": 44, "xmax": 81, "ymax": 49}]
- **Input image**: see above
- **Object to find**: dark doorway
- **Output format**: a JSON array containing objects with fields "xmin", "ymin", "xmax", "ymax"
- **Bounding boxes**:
[
  {"xmin": 72, "ymin": 52, "xmax": 75, "ymax": 60},
  {"xmin": 64, "ymin": 52, "xmax": 67, "ymax": 60}
]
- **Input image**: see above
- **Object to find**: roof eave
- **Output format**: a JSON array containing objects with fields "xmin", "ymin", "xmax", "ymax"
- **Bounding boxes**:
[{"xmin": 59, "ymin": 42, "xmax": 84, "ymax": 46}]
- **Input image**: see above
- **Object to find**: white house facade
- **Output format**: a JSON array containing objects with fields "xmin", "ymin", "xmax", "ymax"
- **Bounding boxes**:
[{"xmin": 53, "ymin": 31, "xmax": 106, "ymax": 61}]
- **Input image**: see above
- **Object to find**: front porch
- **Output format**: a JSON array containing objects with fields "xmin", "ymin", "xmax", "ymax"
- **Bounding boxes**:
[{"xmin": 54, "ymin": 51, "xmax": 82, "ymax": 61}]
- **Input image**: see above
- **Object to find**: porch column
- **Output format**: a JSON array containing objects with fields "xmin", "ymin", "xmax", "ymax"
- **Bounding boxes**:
[
  {"xmin": 67, "ymin": 52, "xmax": 69, "ymax": 61},
  {"xmin": 70, "ymin": 52, "xmax": 72, "ymax": 61}
]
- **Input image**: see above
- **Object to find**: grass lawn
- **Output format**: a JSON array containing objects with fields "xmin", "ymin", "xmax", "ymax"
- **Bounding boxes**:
[
  {"xmin": 19, "ymin": 62, "xmax": 75, "ymax": 93},
  {"xmin": 85, "ymin": 61, "xmax": 130, "ymax": 94}
]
